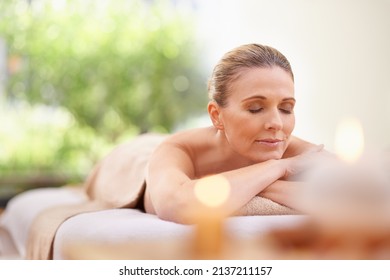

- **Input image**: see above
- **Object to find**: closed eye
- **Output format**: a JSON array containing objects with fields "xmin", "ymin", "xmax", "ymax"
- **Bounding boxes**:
[
  {"xmin": 279, "ymin": 102, "xmax": 294, "ymax": 114},
  {"xmin": 279, "ymin": 108, "xmax": 293, "ymax": 114},
  {"xmin": 248, "ymin": 108, "xmax": 263, "ymax": 114}
]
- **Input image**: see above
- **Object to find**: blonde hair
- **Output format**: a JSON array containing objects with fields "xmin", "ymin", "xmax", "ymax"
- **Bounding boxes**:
[{"xmin": 208, "ymin": 43, "xmax": 294, "ymax": 106}]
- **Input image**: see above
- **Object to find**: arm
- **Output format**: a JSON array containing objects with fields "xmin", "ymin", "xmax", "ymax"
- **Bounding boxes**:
[
  {"xmin": 259, "ymin": 180, "xmax": 304, "ymax": 210},
  {"xmin": 260, "ymin": 143, "xmax": 335, "ymax": 211},
  {"xmin": 147, "ymin": 142, "xmax": 292, "ymax": 223}
]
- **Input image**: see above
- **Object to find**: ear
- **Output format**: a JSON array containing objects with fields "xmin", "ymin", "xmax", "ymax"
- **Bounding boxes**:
[{"xmin": 208, "ymin": 101, "xmax": 224, "ymax": 130}]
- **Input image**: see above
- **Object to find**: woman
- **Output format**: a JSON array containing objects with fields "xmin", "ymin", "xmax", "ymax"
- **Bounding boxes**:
[
  {"xmin": 143, "ymin": 43, "xmax": 325, "ymax": 223},
  {"xmin": 0, "ymin": 43, "xmax": 326, "ymax": 260}
]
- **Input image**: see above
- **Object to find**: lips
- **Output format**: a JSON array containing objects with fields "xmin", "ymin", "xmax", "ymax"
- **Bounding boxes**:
[{"xmin": 255, "ymin": 138, "xmax": 284, "ymax": 147}]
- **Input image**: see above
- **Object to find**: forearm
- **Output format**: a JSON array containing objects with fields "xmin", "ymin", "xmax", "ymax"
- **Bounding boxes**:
[
  {"xmin": 259, "ymin": 180, "xmax": 304, "ymax": 210},
  {"xmin": 217, "ymin": 159, "xmax": 287, "ymax": 213},
  {"xmin": 151, "ymin": 159, "xmax": 288, "ymax": 223}
]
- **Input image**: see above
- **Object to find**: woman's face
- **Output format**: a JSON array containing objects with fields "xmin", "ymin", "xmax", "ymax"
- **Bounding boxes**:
[{"xmin": 218, "ymin": 66, "xmax": 295, "ymax": 163}]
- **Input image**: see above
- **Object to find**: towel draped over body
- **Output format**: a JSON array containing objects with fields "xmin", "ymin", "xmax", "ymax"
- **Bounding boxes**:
[{"xmin": 26, "ymin": 133, "xmax": 295, "ymax": 260}]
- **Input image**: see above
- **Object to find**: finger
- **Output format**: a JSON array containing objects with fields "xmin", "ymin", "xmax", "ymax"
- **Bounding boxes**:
[
  {"xmin": 306, "ymin": 144, "xmax": 324, "ymax": 153},
  {"xmin": 316, "ymin": 144, "xmax": 324, "ymax": 151}
]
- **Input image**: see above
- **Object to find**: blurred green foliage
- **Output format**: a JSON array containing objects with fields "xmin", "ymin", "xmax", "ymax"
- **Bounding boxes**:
[{"xmin": 0, "ymin": 0, "xmax": 207, "ymax": 182}]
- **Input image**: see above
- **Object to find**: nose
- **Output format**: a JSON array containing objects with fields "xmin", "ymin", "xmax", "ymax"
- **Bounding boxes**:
[{"xmin": 264, "ymin": 109, "xmax": 283, "ymax": 131}]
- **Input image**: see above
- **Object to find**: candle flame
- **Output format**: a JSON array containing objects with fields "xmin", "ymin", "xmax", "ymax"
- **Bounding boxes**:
[
  {"xmin": 194, "ymin": 175, "xmax": 231, "ymax": 208},
  {"xmin": 334, "ymin": 117, "xmax": 364, "ymax": 163}
]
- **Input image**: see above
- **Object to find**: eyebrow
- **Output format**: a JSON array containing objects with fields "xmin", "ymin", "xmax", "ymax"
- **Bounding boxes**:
[{"xmin": 241, "ymin": 95, "xmax": 296, "ymax": 102}]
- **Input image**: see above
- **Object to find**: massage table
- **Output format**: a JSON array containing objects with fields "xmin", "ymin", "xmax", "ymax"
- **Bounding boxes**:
[
  {"xmin": 0, "ymin": 133, "xmax": 305, "ymax": 259},
  {"xmin": 0, "ymin": 187, "xmax": 306, "ymax": 259}
]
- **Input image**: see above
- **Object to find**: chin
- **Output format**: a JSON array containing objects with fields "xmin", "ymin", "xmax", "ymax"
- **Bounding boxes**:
[{"xmin": 252, "ymin": 151, "xmax": 284, "ymax": 163}]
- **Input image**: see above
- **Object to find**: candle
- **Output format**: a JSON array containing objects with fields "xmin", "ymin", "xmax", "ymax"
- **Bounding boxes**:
[
  {"xmin": 301, "ymin": 117, "xmax": 390, "ymax": 234},
  {"xmin": 191, "ymin": 175, "xmax": 230, "ymax": 259},
  {"xmin": 268, "ymin": 117, "xmax": 390, "ymax": 258},
  {"xmin": 334, "ymin": 117, "xmax": 364, "ymax": 163}
]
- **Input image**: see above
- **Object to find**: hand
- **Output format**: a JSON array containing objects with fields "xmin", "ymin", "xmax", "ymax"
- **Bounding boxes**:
[{"xmin": 282, "ymin": 144, "xmax": 332, "ymax": 179}]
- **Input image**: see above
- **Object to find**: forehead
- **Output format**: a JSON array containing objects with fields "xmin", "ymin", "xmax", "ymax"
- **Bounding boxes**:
[{"xmin": 228, "ymin": 67, "xmax": 295, "ymax": 102}]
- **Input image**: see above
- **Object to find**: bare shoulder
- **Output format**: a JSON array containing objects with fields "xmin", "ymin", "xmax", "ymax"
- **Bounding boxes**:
[
  {"xmin": 283, "ymin": 135, "xmax": 319, "ymax": 158},
  {"xmin": 157, "ymin": 127, "xmax": 214, "ymax": 153},
  {"xmin": 149, "ymin": 127, "xmax": 216, "ymax": 176}
]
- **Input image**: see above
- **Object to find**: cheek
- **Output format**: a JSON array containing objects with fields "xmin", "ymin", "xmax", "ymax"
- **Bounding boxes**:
[
  {"xmin": 223, "ymin": 116, "xmax": 257, "ymax": 144},
  {"xmin": 285, "ymin": 115, "xmax": 295, "ymax": 134}
]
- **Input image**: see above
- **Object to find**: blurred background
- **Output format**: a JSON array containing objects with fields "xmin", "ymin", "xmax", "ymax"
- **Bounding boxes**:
[{"xmin": 1, "ymin": 0, "xmax": 389, "ymax": 204}]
